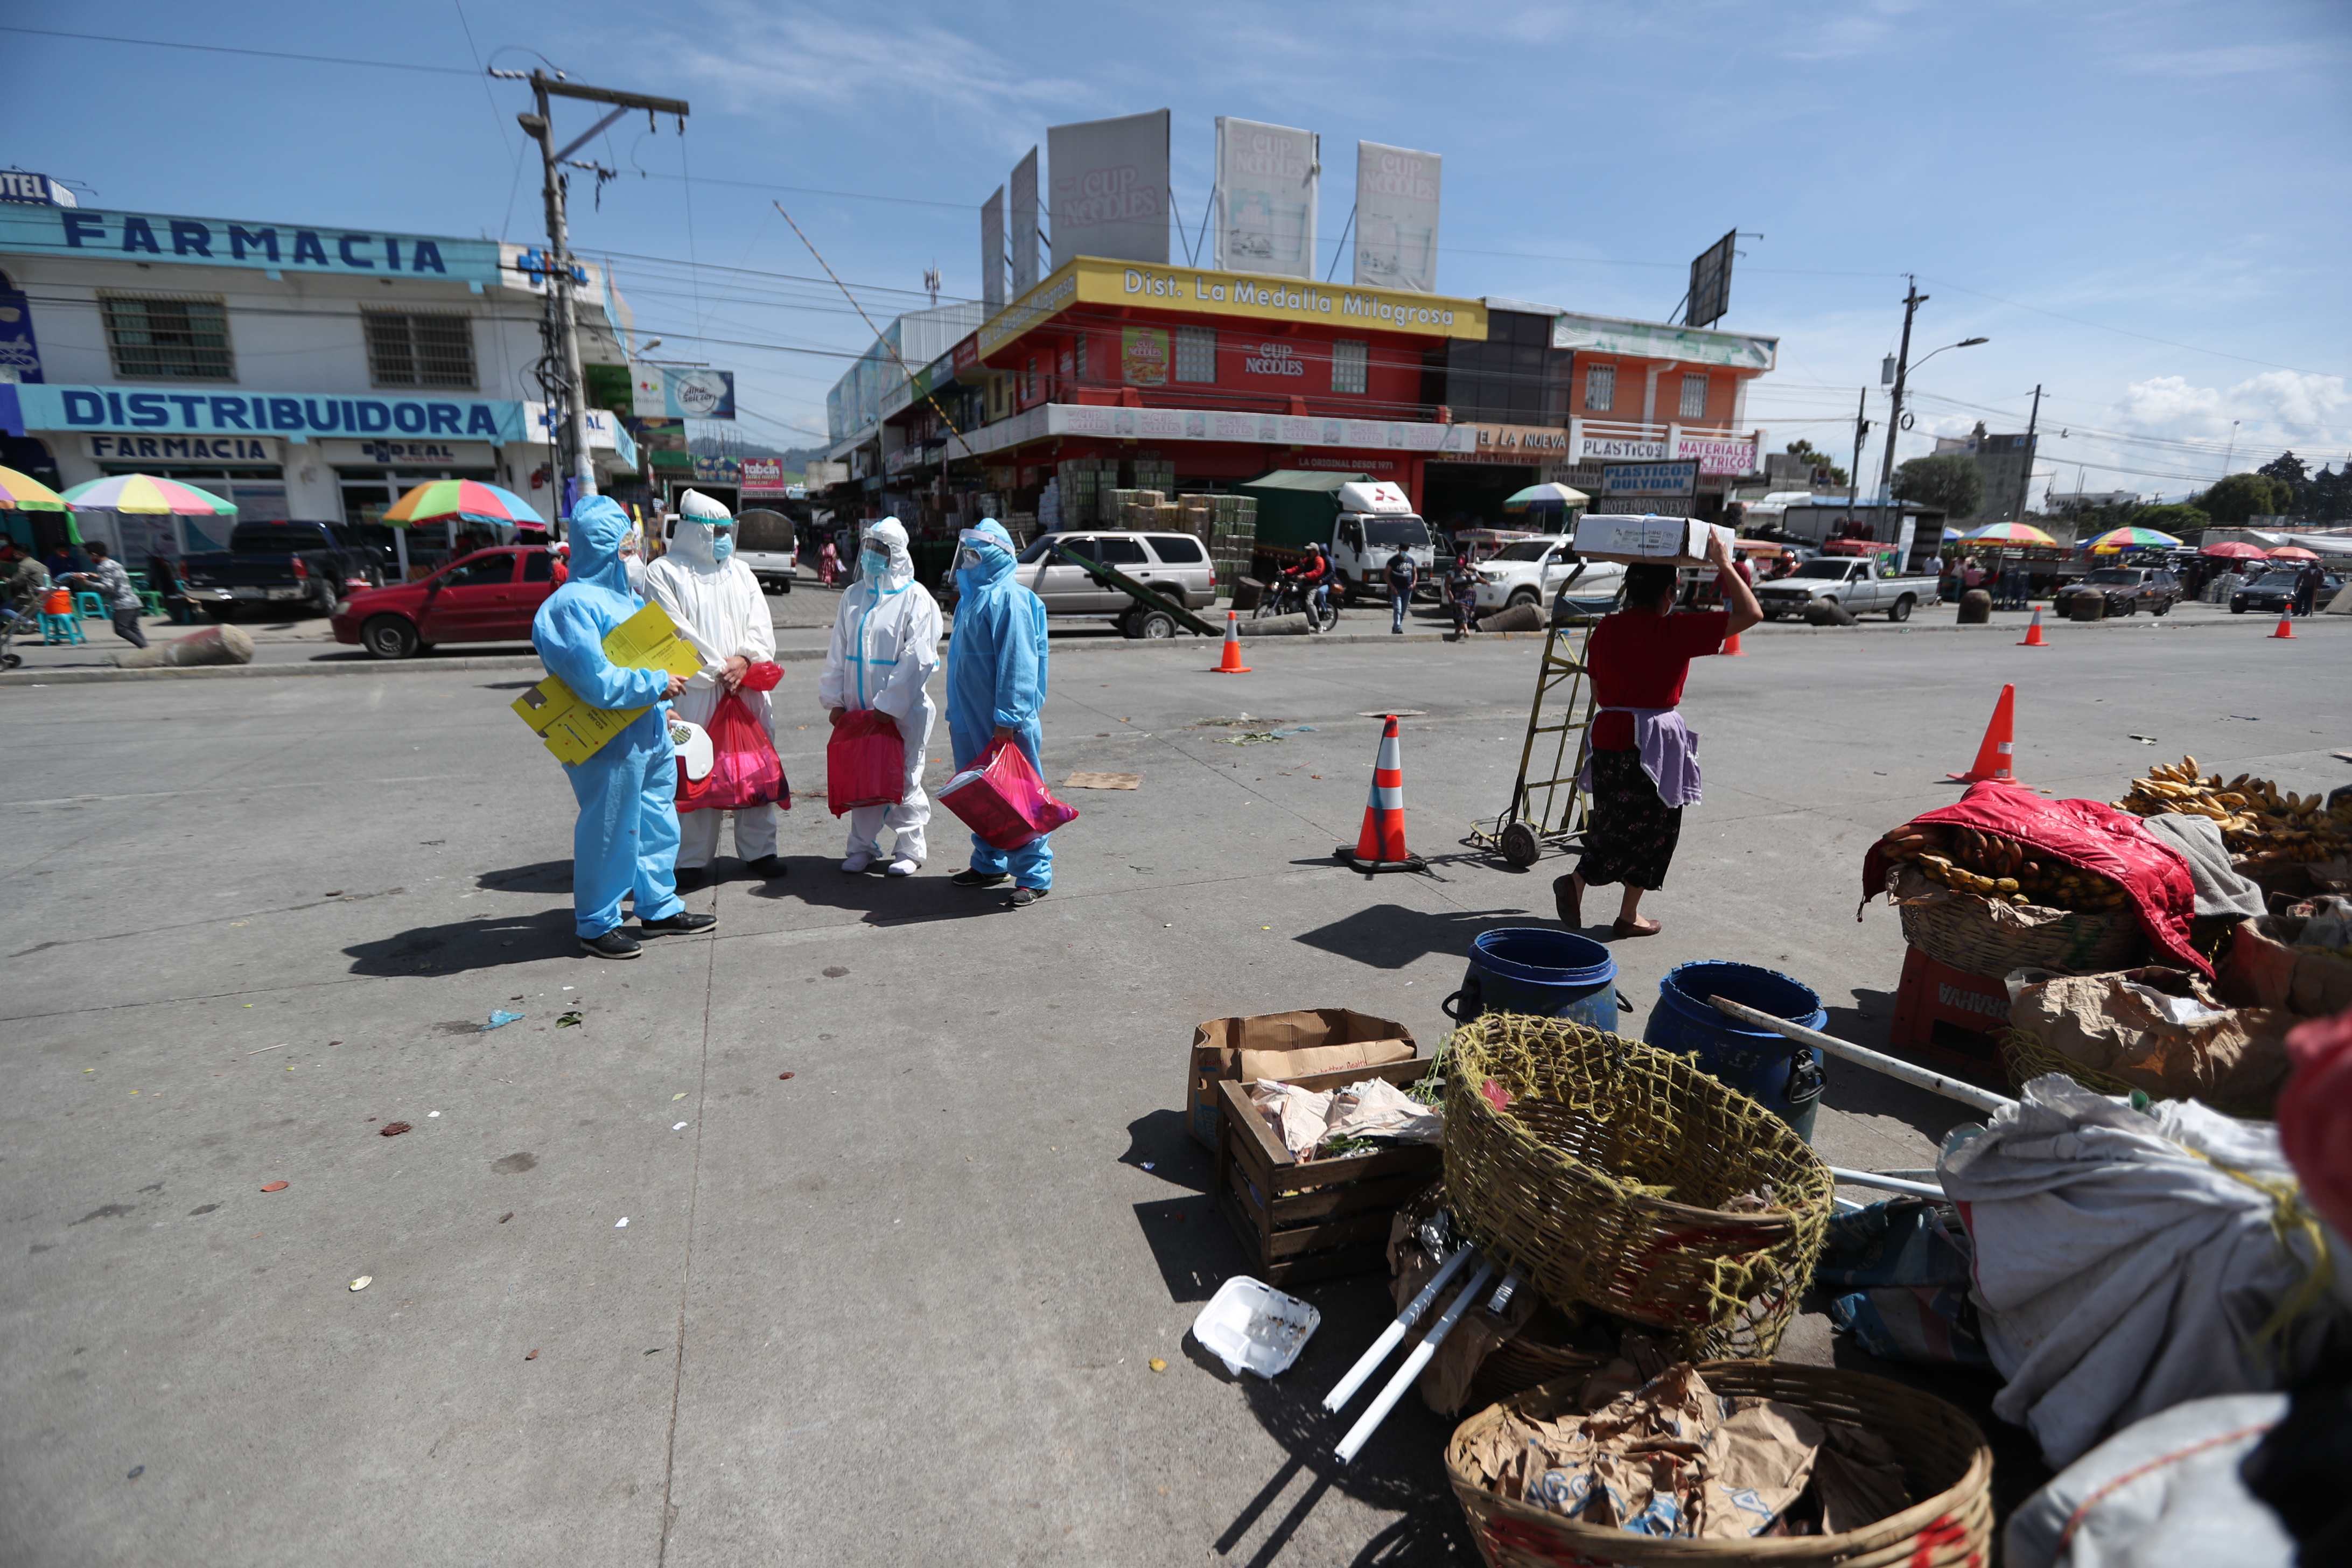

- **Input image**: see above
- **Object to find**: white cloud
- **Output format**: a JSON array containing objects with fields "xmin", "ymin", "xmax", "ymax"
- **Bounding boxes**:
[{"xmin": 2120, "ymin": 370, "xmax": 2350, "ymax": 445}]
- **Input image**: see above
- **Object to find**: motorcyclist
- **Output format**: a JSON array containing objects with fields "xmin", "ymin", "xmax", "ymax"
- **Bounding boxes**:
[{"xmin": 1279, "ymin": 543, "xmax": 1335, "ymax": 629}]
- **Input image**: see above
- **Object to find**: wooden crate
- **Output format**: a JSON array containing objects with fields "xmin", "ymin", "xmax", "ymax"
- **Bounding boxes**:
[{"xmin": 1214, "ymin": 1059, "xmax": 1443, "ymax": 1286}]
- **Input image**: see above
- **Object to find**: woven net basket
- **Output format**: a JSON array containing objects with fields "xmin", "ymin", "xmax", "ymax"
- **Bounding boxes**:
[
  {"xmin": 1895, "ymin": 884, "xmax": 2145, "ymax": 978},
  {"xmin": 1441, "ymin": 1017, "xmax": 1835, "ymax": 1361},
  {"xmin": 1446, "ymin": 1361, "xmax": 1994, "ymax": 1567}
]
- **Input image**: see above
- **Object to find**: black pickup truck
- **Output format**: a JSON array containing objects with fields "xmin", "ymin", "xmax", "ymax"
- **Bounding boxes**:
[{"xmin": 179, "ymin": 521, "xmax": 387, "ymax": 620}]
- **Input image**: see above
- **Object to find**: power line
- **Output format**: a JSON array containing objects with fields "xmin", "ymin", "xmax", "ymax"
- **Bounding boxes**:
[
  {"xmin": 0, "ymin": 24, "xmax": 479, "ymax": 76},
  {"xmin": 1919, "ymin": 276, "xmax": 2340, "ymax": 381}
]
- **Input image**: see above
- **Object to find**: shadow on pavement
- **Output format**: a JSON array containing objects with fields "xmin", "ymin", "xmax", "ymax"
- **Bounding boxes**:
[
  {"xmin": 345, "ymin": 908, "xmax": 576, "ymax": 975},
  {"xmin": 753, "ymin": 856, "xmax": 1009, "ymax": 927},
  {"xmin": 1816, "ymin": 986, "xmax": 1973, "ymax": 1146},
  {"xmin": 477, "ymin": 860, "xmax": 572, "ymax": 893},
  {"xmin": 1293, "ymin": 903, "xmax": 1536, "ymax": 971}
]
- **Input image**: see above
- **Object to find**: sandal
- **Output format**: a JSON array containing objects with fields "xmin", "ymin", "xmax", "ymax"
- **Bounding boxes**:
[
  {"xmin": 1612, "ymin": 917, "xmax": 1661, "ymax": 939},
  {"xmin": 1553, "ymin": 873, "xmax": 1581, "ymax": 928}
]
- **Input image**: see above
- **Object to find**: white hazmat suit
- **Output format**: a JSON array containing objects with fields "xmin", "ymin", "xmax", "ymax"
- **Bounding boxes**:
[
  {"xmin": 643, "ymin": 491, "xmax": 781, "ymax": 874},
  {"xmin": 817, "ymin": 517, "xmax": 940, "ymax": 873}
]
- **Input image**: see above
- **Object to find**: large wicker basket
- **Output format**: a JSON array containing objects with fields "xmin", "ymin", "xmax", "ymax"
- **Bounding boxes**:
[
  {"xmin": 1894, "ymin": 878, "xmax": 2146, "ymax": 978},
  {"xmin": 1446, "ymin": 1362, "xmax": 1994, "ymax": 1567},
  {"xmin": 1999, "ymin": 1027, "xmax": 2278, "ymax": 1121},
  {"xmin": 1441, "ymin": 1017, "xmax": 1835, "ymax": 1361}
]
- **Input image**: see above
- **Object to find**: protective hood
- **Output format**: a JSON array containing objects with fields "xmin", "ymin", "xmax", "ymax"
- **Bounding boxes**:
[
  {"xmin": 664, "ymin": 506, "xmax": 732, "ymax": 573},
  {"xmin": 565, "ymin": 496, "xmax": 634, "ymax": 596},
  {"xmin": 863, "ymin": 516, "xmax": 915, "ymax": 590},
  {"xmin": 955, "ymin": 519, "xmax": 1017, "ymax": 596},
  {"xmin": 678, "ymin": 489, "xmax": 731, "ymax": 522}
]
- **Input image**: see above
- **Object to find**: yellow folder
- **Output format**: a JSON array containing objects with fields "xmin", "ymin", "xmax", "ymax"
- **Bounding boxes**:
[{"xmin": 510, "ymin": 602, "xmax": 705, "ymax": 766}]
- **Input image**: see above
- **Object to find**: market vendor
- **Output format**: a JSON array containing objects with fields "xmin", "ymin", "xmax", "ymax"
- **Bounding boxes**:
[{"xmin": 1555, "ymin": 531, "xmax": 1761, "ymax": 939}]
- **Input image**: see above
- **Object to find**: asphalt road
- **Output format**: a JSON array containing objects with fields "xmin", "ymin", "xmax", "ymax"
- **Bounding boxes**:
[{"xmin": 3, "ymin": 619, "xmax": 2347, "ymax": 1565}]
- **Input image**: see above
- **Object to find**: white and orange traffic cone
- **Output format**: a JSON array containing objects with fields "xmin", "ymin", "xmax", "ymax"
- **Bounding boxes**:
[
  {"xmin": 1213, "ymin": 610, "xmax": 1252, "ymax": 673},
  {"xmin": 1339, "ymin": 715, "xmax": 1424, "ymax": 872},
  {"xmin": 1948, "ymin": 684, "xmax": 2022, "ymax": 785},
  {"xmin": 2272, "ymin": 611, "xmax": 2296, "ymax": 640},
  {"xmin": 2017, "ymin": 608, "xmax": 2048, "ymax": 647}
]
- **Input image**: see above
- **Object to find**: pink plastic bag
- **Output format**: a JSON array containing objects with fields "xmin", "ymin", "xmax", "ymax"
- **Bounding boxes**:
[
  {"xmin": 825, "ymin": 709, "xmax": 905, "ymax": 816},
  {"xmin": 677, "ymin": 692, "xmax": 789, "ymax": 813},
  {"xmin": 937, "ymin": 738, "xmax": 1079, "ymax": 851}
]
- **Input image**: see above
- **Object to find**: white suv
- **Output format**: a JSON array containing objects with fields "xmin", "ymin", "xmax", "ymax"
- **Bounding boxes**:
[{"xmin": 1471, "ymin": 538, "xmax": 1625, "ymax": 613}]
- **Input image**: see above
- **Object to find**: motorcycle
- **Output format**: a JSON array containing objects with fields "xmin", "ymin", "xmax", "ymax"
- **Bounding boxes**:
[{"xmin": 1255, "ymin": 575, "xmax": 1341, "ymax": 633}]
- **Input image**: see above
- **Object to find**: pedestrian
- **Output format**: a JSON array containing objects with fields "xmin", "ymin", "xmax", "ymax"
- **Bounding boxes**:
[
  {"xmin": 818, "ymin": 537, "xmax": 839, "ymax": 586},
  {"xmin": 1447, "ymin": 551, "xmax": 1479, "ymax": 640},
  {"xmin": 642, "ymin": 490, "xmax": 785, "ymax": 891},
  {"xmin": 2, "ymin": 537, "xmax": 49, "ymax": 626},
  {"xmin": 531, "ymin": 495, "xmax": 712, "ymax": 960},
  {"xmin": 944, "ymin": 520, "xmax": 1053, "ymax": 908},
  {"xmin": 1279, "ymin": 542, "xmax": 1335, "ymax": 629},
  {"xmin": 1384, "ymin": 547, "xmax": 1418, "ymax": 634},
  {"xmin": 1961, "ymin": 555, "xmax": 1984, "ymax": 591},
  {"xmin": 2294, "ymin": 558, "xmax": 2324, "ymax": 616},
  {"xmin": 60, "ymin": 540, "xmax": 148, "ymax": 648},
  {"xmin": 820, "ymin": 517, "xmax": 940, "ymax": 877},
  {"xmin": 1553, "ymin": 531, "xmax": 1762, "ymax": 940},
  {"xmin": 41, "ymin": 542, "xmax": 78, "ymax": 582}
]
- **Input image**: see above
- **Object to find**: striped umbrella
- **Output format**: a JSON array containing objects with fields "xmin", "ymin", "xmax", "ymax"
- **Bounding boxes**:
[
  {"xmin": 62, "ymin": 473, "xmax": 239, "ymax": 514},
  {"xmin": 381, "ymin": 479, "xmax": 544, "ymax": 529},
  {"xmin": 1960, "ymin": 521, "xmax": 2058, "ymax": 546},
  {"xmin": 2085, "ymin": 526, "xmax": 2183, "ymax": 553},
  {"xmin": 0, "ymin": 465, "xmax": 68, "ymax": 510}
]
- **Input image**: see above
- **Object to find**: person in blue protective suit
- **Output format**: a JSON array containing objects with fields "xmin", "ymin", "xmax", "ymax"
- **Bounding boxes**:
[
  {"xmin": 532, "ymin": 495, "xmax": 719, "ymax": 960},
  {"xmin": 944, "ymin": 520, "xmax": 1053, "ymax": 907}
]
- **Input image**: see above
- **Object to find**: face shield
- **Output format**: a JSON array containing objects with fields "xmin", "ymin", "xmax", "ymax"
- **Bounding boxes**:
[{"xmin": 955, "ymin": 528, "xmax": 1000, "ymax": 572}]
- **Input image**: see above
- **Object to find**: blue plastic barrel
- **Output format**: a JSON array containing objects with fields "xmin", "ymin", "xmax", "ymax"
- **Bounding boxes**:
[
  {"xmin": 1643, "ymin": 961, "xmax": 1828, "ymax": 1142},
  {"xmin": 1441, "ymin": 927, "xmax": 1619, "ymax": 1034}
]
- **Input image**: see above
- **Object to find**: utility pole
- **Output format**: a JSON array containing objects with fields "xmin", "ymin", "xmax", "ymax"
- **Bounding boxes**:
[
  {"xmin": 507, "ymin": 70, "xmax": 689, "ymax": 531},
  {"xmin": 1875, "ymin": 277, "xmax": 1926, "ymax": 507},
  {"xmin": 2016, "ymin": 383, "xmax": 2042, "ymax": 522},
  {"xmin": 1847, "ymin": 388, "xmax": 1871, "ymax": 516}
]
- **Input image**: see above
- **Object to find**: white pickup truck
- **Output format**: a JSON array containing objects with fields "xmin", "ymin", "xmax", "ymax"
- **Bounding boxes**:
[{"xmin": 1754, "ymin": 555, "xmax": 1941, "ymax": 622}]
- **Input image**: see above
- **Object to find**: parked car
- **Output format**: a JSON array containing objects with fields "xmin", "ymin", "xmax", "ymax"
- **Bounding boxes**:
[
  {"xmin": 1471, "ymin": 538, "xmax": 1626, "ymax": 613},
  {"xmin": 1753, "ymin": 555, "xmax": 1940, "ymax": 621},
  {"xmin": 1012, "ymin": 531, "xmax": 1216, "ymax": 636},
  {"xmin": 331, "ymin": 545, "xmax": 561, "ymax": 659},
  {"xmin": 730, "ymin": 507, "xmax": 797, "ymax": 595},
  {"xmin": 179, "ymin": 520, "xmax": 387, "ymax": 620},
  {"xmin": 2230, "ymin": 569, "xmax": 2343, "ymax": 615},
  {"xmin": 2056, "ymin": 566, "xmax": 2180, "ymax": 618}
]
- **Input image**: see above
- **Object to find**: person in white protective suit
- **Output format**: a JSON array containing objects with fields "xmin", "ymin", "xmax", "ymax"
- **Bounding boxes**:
[
  {"xmin": 817, "ymin": 516, "xmax": 940, "ymax": 876},
  {"xmin": 642, "ymin": 490, "xmax": 784, "ymax": 890}
]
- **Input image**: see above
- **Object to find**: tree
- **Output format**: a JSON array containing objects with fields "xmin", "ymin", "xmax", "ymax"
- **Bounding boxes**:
[
  {"xmin": 2132, "ymin": 502, "xmax": 2209, "ymax": 536},
  {"xmin": 2257, "ymin": 451, "xmax": 2309, "ymax": 507},
  {"xmin": 1891, "ymin": 452, "xmax": 1984, "ymax": 519},
  {"xmin": 2190, "ymin": 472, "xmax": 2291, "ymax": 524},
  {"xmin": 1781, "ymin": 439, "xmax": 1848, "ymax": 486}
]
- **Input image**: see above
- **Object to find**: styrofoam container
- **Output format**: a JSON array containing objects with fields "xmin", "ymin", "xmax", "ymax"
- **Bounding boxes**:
[
  {"xmin": 1573, "ymin": 514, "xmax": 1735, "ymax": 566},
  {"xmin": 1192, "ymin": 1275, "xmax": 1322, "ymax": 1378}
]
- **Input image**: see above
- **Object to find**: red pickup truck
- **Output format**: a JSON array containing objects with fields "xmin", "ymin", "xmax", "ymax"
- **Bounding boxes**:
[{"xmin": 332, "ymin": 545, "xmax": 562, "ymax": 659}]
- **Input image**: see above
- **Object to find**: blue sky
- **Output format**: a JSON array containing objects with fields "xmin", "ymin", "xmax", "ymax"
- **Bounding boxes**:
[{"xmin": 9, "ymin": 0, "xmax": 2348, "ymax": 500}]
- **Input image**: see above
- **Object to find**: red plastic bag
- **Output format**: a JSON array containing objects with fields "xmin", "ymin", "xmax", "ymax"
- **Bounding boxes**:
[
  {"xmin": 937, "ymin": 738, "xmax": 1079, "ymax": 851},
  {"xmin": 739, "ymin": 661, "xmax": 783, "ymax": 692},
  {"xmin": 676, "ymin": 692, "xmax": 788, "ymax": 813},
  {"xmin": 825, "ymin": 709, "xmax": 905, "ymax": 816}
]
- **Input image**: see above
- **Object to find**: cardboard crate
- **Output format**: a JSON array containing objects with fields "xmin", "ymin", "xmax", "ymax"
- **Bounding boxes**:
[
  {"xmin": 1215, "ymin": 1058, "xmax": 1441, "ymax": 1286},
  {"xmin": 1887, "ymin": 944, "xmax": 2013, "ymax": 1089},
  {"xmin": 1572, "ymin": 514, "xmax": 1735, "ymax": 566}
]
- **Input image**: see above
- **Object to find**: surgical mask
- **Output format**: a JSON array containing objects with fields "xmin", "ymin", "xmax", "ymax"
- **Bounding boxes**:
[
  {"xmin": 708, "ymin": 526, "xmax": 734, "ymax": 564},
  {"xmin": 861, "ymin": 548, "xmax": 889, "ymax": 577},
  {"xmin": 956, "ymin": 546, "xmax": 984, "ymax": 571}
]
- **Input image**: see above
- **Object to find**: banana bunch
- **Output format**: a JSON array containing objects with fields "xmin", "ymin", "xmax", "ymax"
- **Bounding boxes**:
[
  {"xmin": 1880, "ymin": 822, "xmax": 2131, "ymax": 912},
  {"xmin": 2116, "ymin": 757, "xmax": 2352, "ymax": 865}
]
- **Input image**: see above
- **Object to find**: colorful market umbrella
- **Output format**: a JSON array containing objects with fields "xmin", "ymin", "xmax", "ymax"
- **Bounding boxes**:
[
  {"xmin": 1502, "ymin": 481, "xmax": 1591, "ymax": 512},
  {"xmin": 1959, "ymin": 521, "xmax": 2058, "ymax": 546},
  {"xmin": 61, "ymin": 473, "xmax": 237, "ymax": 515},
  {"xmin": 0, "ymin": 465, "xmax": 68, "ymax": 510},
  {"xmin": 2086, "ymin": 526, "xmax": 2184, "ymax": 553},
  {"xmin": 2267, "ymin": 545, "xmax": 2320, "ymax": 561},
  {"xmin": 381, "ymin": 479, "xmax": 544, "ymax": 529},
  {"xmin": 2200, "ymin": 541, "xmax": 2267, "ymax": 559}
]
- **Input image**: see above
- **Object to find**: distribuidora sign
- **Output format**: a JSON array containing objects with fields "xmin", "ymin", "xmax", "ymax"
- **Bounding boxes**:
[
  {"xmin": 1354, "ymin": 142, "xmax": 1442, "ymax": 293},
  {"xmin": 1048, "ymin": 110, "xmax": 1170, "ymax": 267},
  {"xmin": 1214, "ymin": 118, "xmax": 1318, "ymax": 280}
]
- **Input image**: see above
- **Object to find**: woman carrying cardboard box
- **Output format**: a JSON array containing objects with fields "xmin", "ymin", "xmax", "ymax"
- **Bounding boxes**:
[{"xmin": 1556, "ymin": 530, "xmax": 1762, "ymax": 939}]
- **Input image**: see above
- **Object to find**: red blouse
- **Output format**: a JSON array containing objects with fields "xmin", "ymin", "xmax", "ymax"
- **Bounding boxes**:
[{"xmin": 1587, "ymin": 608, "xmax": 1730, "ymax": 751}]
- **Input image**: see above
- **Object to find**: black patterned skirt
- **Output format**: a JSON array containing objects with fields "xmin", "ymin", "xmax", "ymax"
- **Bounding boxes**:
[{"xmin": 1576, "ymin": 747, "xmax": 1682, "ymax": 890}]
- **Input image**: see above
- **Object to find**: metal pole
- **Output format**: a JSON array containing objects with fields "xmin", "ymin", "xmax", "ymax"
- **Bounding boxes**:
[
  {"xmin": 1848, "ymin": 388, "xmax": 1869, "ymax": 514},
  {"xmin": 524, "ymin": 75, "xmax": 596, "ymax": 522},
  {"xmin": 1705, "ymin": 994, "xmax": 2017, "ymax": 1115},
  {"xmin": 2017, "ymin": 383, "xmax": 2042, "ymax": 522},
  {"xmin": 1876, "ymin": 278, "xmax": 1924, "ymax": 506},
  {"xmin": 1828, "ymin": 1167, "xmax": 1946, "ymax": 1199}
]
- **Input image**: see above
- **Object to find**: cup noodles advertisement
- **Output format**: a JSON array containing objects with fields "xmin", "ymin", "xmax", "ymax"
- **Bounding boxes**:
[
  {"xmin": 1048, "ymin": 110, "xmax": 1171, "ymax": 265},
  {"xmin": 1354, "ymin": 142, "xmax": 1443, "ymax": 293},
  {"xmin": 1214, "ymin": 117, "xmax": 1319, "ymax": 280}
]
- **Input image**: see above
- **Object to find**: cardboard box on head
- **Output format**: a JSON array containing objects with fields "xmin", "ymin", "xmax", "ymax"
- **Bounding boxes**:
[{"xmin": 1572, "ymin": 514, "xmax": 1737, "ymax": 567}]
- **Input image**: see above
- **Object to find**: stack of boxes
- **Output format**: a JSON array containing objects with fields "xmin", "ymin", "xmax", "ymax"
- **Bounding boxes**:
[
  {"xmin": 1127, "ymin": 456, "xmax": 1176, "ymax": 494},
  {"xmin": 1055, "ymin": 458, "xmax": 1112, "ymax": 525},
  {"xmin": 1177, "ymin": 493, "xmax": 1215, "ymax": 542},
  {"xmin": 1209, "ymin": 494, "xmax": 1258, "ymax": 592}
]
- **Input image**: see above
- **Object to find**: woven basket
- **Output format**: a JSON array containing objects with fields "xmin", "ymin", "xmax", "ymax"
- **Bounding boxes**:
[
  {"xmin": 1446, "ymin": 1362, "xmax": 1994, "ymax": 1567},
  {"xmin": 1999, "ymin": 1027, "xmax": 2277, "ymax": 1121},
  {"xmin": 1896, "ymin": 883, "xmax": 2146, "ymax": 978},
  {"xmin": 1466, "ymin": 1338, "xmax": 1611, "ymax": 1413},
  {"xmin": 1441, "ymin": 1017, "xmax": 1835, "ymax": 1361}
]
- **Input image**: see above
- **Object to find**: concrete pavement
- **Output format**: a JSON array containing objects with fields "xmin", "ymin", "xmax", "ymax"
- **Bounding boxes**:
[{"xmin": 3, "ymin": 622, "xmax": 2348, "ymax": 1564}]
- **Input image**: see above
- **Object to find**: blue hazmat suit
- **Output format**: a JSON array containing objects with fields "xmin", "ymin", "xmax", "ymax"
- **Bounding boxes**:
[
  {"xmin": 944, "ymin": 519, "xmax": 1052, "ymax": 888},
  {"xmin": 532, "ymin": 495, "xmax": 687, "ymax": 939}
]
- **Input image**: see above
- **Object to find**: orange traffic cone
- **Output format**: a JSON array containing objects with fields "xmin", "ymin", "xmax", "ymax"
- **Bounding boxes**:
[
  {"xmin": 2017, "ymin": 608, "xmax": 2047, "ymax": 647},
  {"xmin": 1212, "ymin": 610, "xmax": 1252, "ymax": 673},
  {"xmin": 2272, "ymin": 611, "xmax": 2296, "ymax": 640},
  {"xmin": 1948, "ymin": 684, "xmax": 2021, "ymax": 784},
  {"xmin": 1722, "ymin": 630, "xmax": 1746, "ymax": 656},
  {"xmin": 1339, "ymin": 715, "xmax": 1424, "ymax": 872}
]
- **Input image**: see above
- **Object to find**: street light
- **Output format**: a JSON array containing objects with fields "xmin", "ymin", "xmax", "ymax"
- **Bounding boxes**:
[{"xmin": 1875, "ymin": 304, "xmax": 1989, "ymax": 502}]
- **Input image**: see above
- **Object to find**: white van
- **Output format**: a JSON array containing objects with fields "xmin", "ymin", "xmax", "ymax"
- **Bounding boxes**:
[{"xmin": 734, "ymin": 508, "xmax": 797, "ymax": 594}]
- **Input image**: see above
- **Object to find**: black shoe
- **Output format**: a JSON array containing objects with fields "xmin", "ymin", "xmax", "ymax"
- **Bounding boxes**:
[
  {"xmin": 580, "ymin": 928, "xmax": 642, "ymax": 960},
  {"xmin": 639, "ymin": 910, "xmax": 719, "ymax": 937},
  {"xmin": 744, "ymin": 854, "xmax": 785, "ymax": 878},
  {"xmin": 674, "ymin": 866, "xmax": 708, "ymax": 892},
  {"xmin": 1006, "ymin": 886, "xmax": 1050, "ymax": 908},
  {"xmin": 951, "ymin": 869, "xmax": 1010, "ymax": 888}
]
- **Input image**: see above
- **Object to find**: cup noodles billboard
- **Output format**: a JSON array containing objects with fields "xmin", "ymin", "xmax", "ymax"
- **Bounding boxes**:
[
  {"xmin": 1354, "ymin": 142, "xmax": 1443, "ymax": 294},
  {"xmin": 1048, "ymin": 110, "xmax": 1170, "ymax": 266},
  {"xmin": 1214, "ymin": 117, "xmax": 1318, "ymax": 280}
]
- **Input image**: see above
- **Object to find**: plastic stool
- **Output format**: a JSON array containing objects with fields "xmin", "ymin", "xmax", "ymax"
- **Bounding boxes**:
[
  {"xmin": 76, "ymin": 591, "xmax": 106, "ymax": 619},
  {"xmin": 41, "ymin": 611, "xmax": 87, "ymax": 645}
]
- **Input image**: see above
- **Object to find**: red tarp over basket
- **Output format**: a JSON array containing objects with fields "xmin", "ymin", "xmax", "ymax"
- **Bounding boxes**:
[{"xmin": 1861, "ymin": 779, "xmax": 2207, "ymax": 976}]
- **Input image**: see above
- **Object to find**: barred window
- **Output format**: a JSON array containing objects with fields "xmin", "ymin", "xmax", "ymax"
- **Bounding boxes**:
[
  {"xmin": 1679, "ymin": 372, "xmax": 1710, "ymax": 419},
  {"xmin": 1074, "ymin": 334, "xmax": 1089, "ymax": 382},
  {"xmin": 365, "ymin": 312, "xmax": 477, "ymax": 389},
  {"xmin": 1584, "ymin": 362, "xmax": 1615, "ymax": 412},
  {"xmin": 1174, "ymin": 325, "xmax": 1216, "ymax": 384},
  {"xmin": 102, "ymin": 294, "xmax": 234, "ymax": 381},
  {"xmin": 1330, "ymin": 339, "xmax": 1367, "ymax": 395}
]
